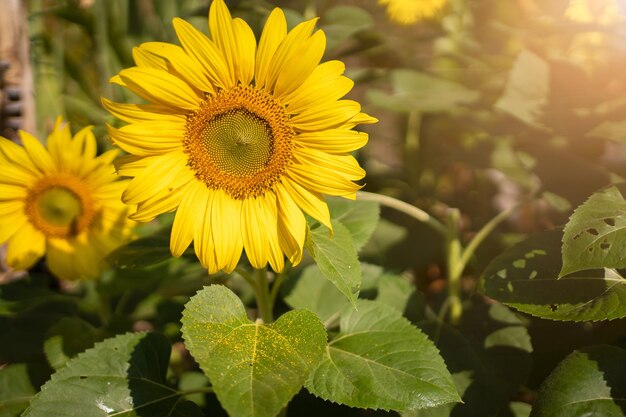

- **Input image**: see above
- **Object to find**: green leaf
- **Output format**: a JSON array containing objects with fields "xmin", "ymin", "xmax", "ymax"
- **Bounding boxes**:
[
  {"xmin": 321, "ymin": 6, "xmax": 374, "ymax": 51},
  {"xmin": 481, "ymin": 230, "xmax": 626, "ymax": 321},
  {"xmin": 106, "ymin": 232, "xmax": 173, "ymax": 269},
  {"xmin": 283, "ymin": 264, "xmax": 350, "ymax": 323},
  {"xmin": 181, "ymin": 285, "xmax": 327, "ymax": 417},
  {"xmin": 367, "ymin": 69, "xmax": 479, "ymax": 113},
  {"xmin": 495, "ymin": 49, "xmax": 549, "ymax": 129},
  {"xmin": 531, "ymin": 345, "xmax": 626, "ymax": 417},
  {"xmin": 305, "ymin": 300, "xmax": 459, "ymax": 411},
  {"xmin": 0, "ymin": 364, "xmax": 36, "ymax": 417},
  {"xmin": 328, "ymin": 197, "xmax": 380, "ymax": 251},
  {"xmin": 43, "ymin": 317, "xmax": 99, "ymax": 370},
  {"xmin": 561, "ymin": 185, "xmax": 626, "ymax": 276},
  {"xmin": 23, "ymin": 332, "xmax": 202, "ymax": 417},
  {"xmin": 306, "ymin": 220, "xmax": 361, "ymax": 307}
]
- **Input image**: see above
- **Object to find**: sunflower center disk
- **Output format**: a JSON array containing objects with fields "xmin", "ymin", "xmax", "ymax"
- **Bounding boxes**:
[
  {"xmin": 25, "ymin": 176, "xmax": 96, "ymax": 238},
  {"xmin": 36, "ymin": 187, "xmax": 82, "ymax": 228},
  {"xmin": 201, "ymin": 110, "xmax": 273, "ymax": 177},
  {"xmin": 184, "ymin": 86, "xmax": 295, "ymax": 200}
]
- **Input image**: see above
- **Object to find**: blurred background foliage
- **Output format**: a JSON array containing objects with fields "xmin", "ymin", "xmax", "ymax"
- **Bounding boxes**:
[{"xmin": 6, "ymin": 0, "xmax": 626, "ymax": 415}]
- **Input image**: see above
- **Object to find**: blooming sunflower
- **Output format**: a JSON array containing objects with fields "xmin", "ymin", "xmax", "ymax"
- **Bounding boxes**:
[
  {"xmin": 104, "ymin": 0, "xmax": 376, "ymax": 274},
  {"xmin": 378, "ymin": 0, "xmax": 447, "ymax": 25},
  {"xmin": 0, "ymin": 119, "xmax": 136, "ymax": 281}
]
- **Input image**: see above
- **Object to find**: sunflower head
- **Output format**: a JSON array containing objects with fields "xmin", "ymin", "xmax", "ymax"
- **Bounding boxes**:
[
  {"xmin": 104, "ymin": 0, "xmax": 376, "ymax": 274},
  {"xmin": 378, "ymin": 0, "xmax": 448, "ymax": 25},
  {"xmin": 0, "ymin": 118, "xmax": 136, "ymax": 281}
]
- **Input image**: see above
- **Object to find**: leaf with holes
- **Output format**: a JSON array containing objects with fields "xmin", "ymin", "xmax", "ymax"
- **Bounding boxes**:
[
  {"xmin": 561, "ymin": 185, "xmax": 626, "ymax": 276},
  {"xmin": 181, "ymin": 285, "xmax": 327, "ymax": 417},
  {"xmin": 480, "ymin": 230, "xmax": 626, "ymax": 321},
  {"xmin": 22, "ymin": 332, "xmax": 203, "ymax": 417},
  {"xmin": 305, "ymin": 300, "xmax": 459, "ymax": 411},
  {"xmin": 531, "ymin": 345, "xmax": 626, "ymax": 417}
]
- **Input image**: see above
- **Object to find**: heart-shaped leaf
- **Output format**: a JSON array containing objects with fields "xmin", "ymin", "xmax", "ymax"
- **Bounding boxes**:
[
  {"xmin": 23, "ymin": 332, "xmax": 202, "ymax": 417},
  {"xmin": 305, "ymin": 300, "xmax": 459, "ymax": 411},
  {"xmin": 531, "ymin": 345, "xmax": 626, "ymax": 417},
  {"xmin": 181, "ymin": 285, "xmax": 327, "ymax": 417},
  {"xmin": 328, "ymin": 197, "xmax": 380, "ymax": 251},
  {"xmin": 561, "ymin": 185, "xmax": 626, "ymax": 276}
]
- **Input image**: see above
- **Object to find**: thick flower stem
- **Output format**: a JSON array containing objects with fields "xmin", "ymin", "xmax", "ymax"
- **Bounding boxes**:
[{"xmin": 254, "ymin": 268, "xmax": 274, "ymax": 323}]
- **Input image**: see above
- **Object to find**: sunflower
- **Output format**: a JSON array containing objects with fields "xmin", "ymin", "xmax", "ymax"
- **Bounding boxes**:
[
  {"xmin": 104, "ymin": 0, "xmax": 376, "ymax": 274},
  {"xmin": 0, "ymin": 119, "xmax": 136, "ymax": 281},
  {"xmin": 378, "ymin": 0, "xmax": 447, "ymax": 25}
]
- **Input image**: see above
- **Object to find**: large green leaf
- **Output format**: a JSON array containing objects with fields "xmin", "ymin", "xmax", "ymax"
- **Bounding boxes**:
[
  {"xmin": 23, "ymin": 332, "xmax": 202, "ymax": 417},
  {"xmin": 306, "ymin": 220, "xmax": 361, "ymax": 307},
  {"xmin": 328, "ymin": 197, "xmax": 380, "ymax": 251},
  {"xmin": 106, "ymin": 232, "xmax": 173, "ymax": 270},
  {"xmin": 531, "ymin": 345, "xmax": 626, "ymax": 417},
  {"xmin": 561, "ymin": 185, "xmax": 626, "ymax": 276},
  {"xmin": 480, "ymin": 230, "xmax": 626, "ymax": 321},
  {"xmin": 367, "ymin": 69, "xmax": 479, "ymax": 113},
  {"xmin": 0, "ymin": 364, "xmax": 36, "ymax": 417},
  {"xmin": 181, "ymin": 285, "xmax": 327, "ymax": 417},
  {"xmin": 305, "ymin": 300, "xmax": 459, "ymax": 411}
]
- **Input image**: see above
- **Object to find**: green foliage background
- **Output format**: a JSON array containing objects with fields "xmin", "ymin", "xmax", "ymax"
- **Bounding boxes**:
[{"xmin": 2, "ymin": 0, "xmax": 626, "ymax": 416}]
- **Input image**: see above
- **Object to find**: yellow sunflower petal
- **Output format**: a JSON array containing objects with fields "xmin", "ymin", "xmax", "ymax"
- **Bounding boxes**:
[
  {"xmin": 208, "ymin": 0, "xmax": 237, "ymax": 84},
  {"xmin": 122, "ymin": 150, "xmax": 189, "ymax": 204},
  {"xmin": 170, "ymin": 181, "xmax": 204, "ymax": 257},
  {"xmin": 290, "ymin": 100, "xmax": 361, "ymax": 132},
  {"xmin": 138, "ymin": 42, "xmax": 216, "ymax": 94},
  {"xmin": 101, "ymin": 98, "xmax": 186, "ymax": 123},
  {"xmin": 0, "ymin": 163, "xmax": 38, "ymax": 186},
  {"xmin": 211, "ymin": 189, "xmax": 243, "ymax": 273},
  {"xmin": 72, "ymin": 126, "xmax": 98, "ymax": 161},
  {"xmin": 132, "ymin": 46, "xmax": 167, "ymax": 70},
  {"xmin": 284, "ymin": 61, "xmax": 353, "ymax": 115},
  {"xmin": 194, "ymin": 187, "xmax": 219, "ymax": 273},
  {"xmin": 293, "ymin": 129, "xmax": 368, "ymax": 154},
  {"xmin": 232, "ymin": 18, "xmax": 256, "ymax": 86},
  {"xmin": 18, "ymin": 130, "xmax": 55, "ymax": 172},
  {"xmin": 0, "ymin": 137, "xmax": 40, "ymax": 176},
  {"xmin": 173, "ymin": 17, "xmax": 233, "ymax": 90},
  {"xmin": 265, "ymin": 18, "xmax": 319, "ymax": 92},
  {"xmin": 255, "ymin": 8, "xmax": 287, "ymax": 89},
  {"xmin": 274, "ymin": 30, "xmax": 326, "ymax": 100},
  {"xmin": 294, "ymin": 148, "xmax": 365, "ymax": 180},
  {"xmin": 280, "ymin": 177, "xmax": 331, "ymax": 230},
  {"xmin": 275, "ymin": 183, "xmax": 306, "ymax": 265},
  {"xmin": 106, "ymin": 122, "xmax": 184, "ymax": 156},
  {"xmin": 46, "ymin": 239, "xmax": 76, "ymax": 280},
  {"xmin": 114, "ymin": 154, "xmax": 156, "ymax": 177},
  {"xmin": 242, "ymin": 195, "xmax": 271, "ymax": 269},
  {"xmin": 0, "ymin": 184, "xmax": 28, "ymax": 201},
  {"xmin": 130, "ymin": 181, "xmax": 188, "ymax": 222},
  {"xmin": 341, "ymin": 112, "xmax": 379, "ymax": 129},
  {"xmin": 118, "ymin": 67, "xmax": 202, "ymax": 111},
  {"xmin": 6, "ymin": 222, "xmax": 46, "ymax": 270},
  {"xmin": 0, "ymin": 209, "xmax": 27, "ymax": 243}
]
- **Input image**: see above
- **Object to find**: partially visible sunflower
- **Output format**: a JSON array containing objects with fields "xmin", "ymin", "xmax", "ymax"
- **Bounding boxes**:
[
  {"xmin": 104, "ymin": 0, "xmax": 376, "ymax": 274},
  {"xmin": 0, "ymin": 119, "xmax": 136, "ymax": 281},
  {"xmin": 378, "ymin": 0, "xmax": 447, "ymax": 25}
]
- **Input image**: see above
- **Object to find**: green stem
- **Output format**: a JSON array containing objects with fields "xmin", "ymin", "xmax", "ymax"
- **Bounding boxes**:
[
  {"xmin": 270, "ymin": 261, "xmax": 291, "ymax": 306},
  {"xmin": 235, "ymin": 266, "xmax": 256, "ymax": 289},
  {"xmin": 356, "ymin": 191, "xmax": 449, "ymax": 237},
  {"xmin": 456, "ymin": 203, "xmax": 521, "ymax": 276},
  {"xmin": 445, "ymin": 209, "xmax": 463, "ymax": 324},
  {"xmin": 254, "ymin": 268, "xmax": 273, "ymax": 323}
]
